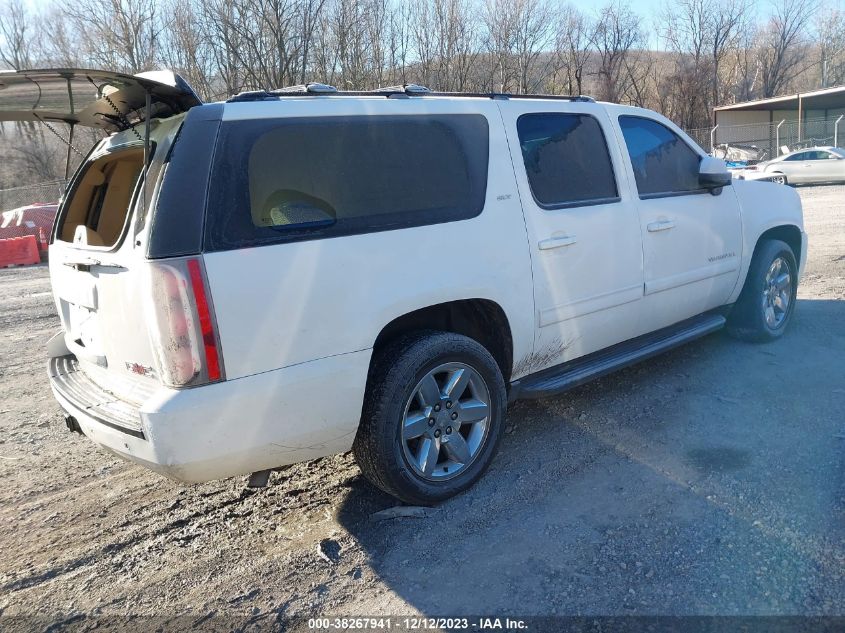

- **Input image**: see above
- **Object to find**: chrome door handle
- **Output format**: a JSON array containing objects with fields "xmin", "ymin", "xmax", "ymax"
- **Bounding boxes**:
[
  {"xmin": 538, "ymin": 235, "xmax": 577, "ymax": 250},
  {"xmin": 647, "ymin": 220, "xmax": 675, "ymax": 232}
]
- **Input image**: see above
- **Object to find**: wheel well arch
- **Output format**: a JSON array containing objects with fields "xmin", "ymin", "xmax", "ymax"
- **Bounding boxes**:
[
  {"xmin": 372, "ymin": 299, "xmax": 514, "ymax": 382},
  {"xmin": 756, "ymin": 224, "xmax": 802, "ymax": 265}
]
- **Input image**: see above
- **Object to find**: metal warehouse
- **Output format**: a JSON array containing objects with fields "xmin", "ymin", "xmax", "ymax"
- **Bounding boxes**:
[{"xmin": 708, "ymin": 85, "xmax": 845, "ymax": 160}]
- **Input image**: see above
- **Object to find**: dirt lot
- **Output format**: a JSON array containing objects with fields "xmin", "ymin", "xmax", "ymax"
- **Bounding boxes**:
[{"xmin": 0, "ymin": 186, "xmax": 843, "ymax": 628}]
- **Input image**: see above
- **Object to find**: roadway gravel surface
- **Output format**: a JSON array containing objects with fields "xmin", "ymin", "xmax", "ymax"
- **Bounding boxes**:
[{"xmin": 0, "ymin": 185, "xmax": 843, "ymax": 630}]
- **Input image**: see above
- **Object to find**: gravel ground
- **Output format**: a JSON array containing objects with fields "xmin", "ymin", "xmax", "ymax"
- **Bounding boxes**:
[{"xmin": 0, "ymin": 185, "xmax": 843, "ymax": 628}]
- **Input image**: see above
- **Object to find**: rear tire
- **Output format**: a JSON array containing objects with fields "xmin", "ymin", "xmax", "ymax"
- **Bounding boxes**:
[
  {"xmin": 353, "ymin": 331, "xmax": 506, "ymax": 505},
  {"xmin": 727, "ymin": 239, "xmax": 797, "ymax": 342}
]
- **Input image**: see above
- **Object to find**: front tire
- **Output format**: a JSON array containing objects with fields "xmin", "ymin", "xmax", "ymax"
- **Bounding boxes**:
[
  {"xmin": 770, "ymin": 174, "xmax": 788, "ymax": 185},
  {"xmin": 727, "ymin": 239, "xmax": 798, "ymax": 342},
  {"xmin": 353, "ymin": 331, "xmax": 506, "ymax": 505}
]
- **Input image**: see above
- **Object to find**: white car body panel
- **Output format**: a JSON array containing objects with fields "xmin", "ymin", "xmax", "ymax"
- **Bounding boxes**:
[
  {"xmin": 51, "ymin": 347, "xmax": 371, "ymax": 481},
  {"xmin": 497, "ymin": 99, "xmax": 646, "ymax": 371},
  {"xmin": 727, "ymin": 180, "xmax": 807, "ymax": 303},
  {"xmin": 42, "ymin": 92, "xmax": 807, "ymax": 484},
  {"xmin": 209, "ymin": 98, "xmax": 535, "ymax": 381},
  {"xmin": 605, "ymin": 105, "xmax": 744, "ymax": 332},
  {"xmin": 48, "ymin": 116, "xmax": 185, "ymax": 398}
]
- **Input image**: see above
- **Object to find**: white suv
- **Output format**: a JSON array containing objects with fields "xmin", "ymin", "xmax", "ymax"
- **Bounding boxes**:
[{"xmin": 4, "ymin": 70, "xmax": 806, "ymax": 504}]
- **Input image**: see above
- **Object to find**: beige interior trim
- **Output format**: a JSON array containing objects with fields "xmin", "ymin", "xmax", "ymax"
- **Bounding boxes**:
[{"xmin": 59, "ymin": 148, "xmax": 144, "ymax": 247}]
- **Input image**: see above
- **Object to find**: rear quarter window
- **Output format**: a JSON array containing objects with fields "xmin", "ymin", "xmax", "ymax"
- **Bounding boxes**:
[{"xmin": 205, "ymin": 114, "xmax": 489, "ymax": 250}]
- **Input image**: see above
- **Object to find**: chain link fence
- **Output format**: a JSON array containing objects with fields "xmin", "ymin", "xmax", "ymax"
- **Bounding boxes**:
[
  {"xmin": 0, "ymin": 180, "xmax": 66, "ymax": 214},
  {"xmin": 687, "ymin": 116, "xmax": 845, "ymax": 162}
]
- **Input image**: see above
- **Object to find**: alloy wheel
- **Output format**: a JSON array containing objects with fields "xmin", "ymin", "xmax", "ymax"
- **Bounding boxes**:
[
  {"xmin": 400, "ymin": 362, "xmax": 491, "ymax": 481},
  {"xmin": 761, "ymin": 256, "xmax": 792, "ymax": 329}
]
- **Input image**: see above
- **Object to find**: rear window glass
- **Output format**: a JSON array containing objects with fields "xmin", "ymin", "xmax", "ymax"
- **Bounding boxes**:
[
  {"xmin": 205, "ymin": 115, "xmax": 489, "ymax": 250},
  {"xmin": 517, "ymin": 113, "xmax": 618, "ymax": 208}
]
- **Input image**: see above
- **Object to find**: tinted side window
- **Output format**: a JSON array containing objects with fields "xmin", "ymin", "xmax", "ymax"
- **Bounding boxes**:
[
  {"xmin": 619, "ymin": 116, "xmax": 703, "ymax": 197},
  {"xmin": 205, "ymin": 115, "xmax": 489, "ymax": 250},
  {"xmin": 785, "ymin": 152, "xmax": 808, "ymax": 161},
  {"xmin": 517, "ymin": 113, "xmax": 618, "ymax": 208}
]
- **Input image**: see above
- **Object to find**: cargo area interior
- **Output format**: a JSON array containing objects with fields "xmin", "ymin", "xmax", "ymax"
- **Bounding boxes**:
[{"xmin": 58, "ymin": 148, "xmax": 144, "ymax": 248}]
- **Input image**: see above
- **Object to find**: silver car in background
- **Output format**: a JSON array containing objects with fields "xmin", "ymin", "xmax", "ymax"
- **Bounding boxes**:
[{"xmin": 739, "ymin": 146, "xmax": 845, "ymax": 185}]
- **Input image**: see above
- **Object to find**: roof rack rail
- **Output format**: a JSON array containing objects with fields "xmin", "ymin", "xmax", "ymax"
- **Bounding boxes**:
[
  {"xmin": 273, "ymin": 82, "xmax": 337, "ymax": 94},
  {"xmin": 228, "ymin": 89, "xmax": 275, "ymax": 102},
  {"xmin": 371, "ymin": 84, "xmax": 432, "ymax": 96},
  {"xmin": 226, "ymin": 88, "xmax": 597, "ymax": 103}
]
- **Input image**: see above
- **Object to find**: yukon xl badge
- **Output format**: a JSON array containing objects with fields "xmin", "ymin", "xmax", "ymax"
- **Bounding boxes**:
[{"xmin": 708, "ymin": 252, "xmax": 736, "ymax": 263}]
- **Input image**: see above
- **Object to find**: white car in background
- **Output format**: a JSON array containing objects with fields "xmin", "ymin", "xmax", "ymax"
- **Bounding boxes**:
[{"xmin": 737, "ymin": 146, "xmax": 845, "ymax": 185}]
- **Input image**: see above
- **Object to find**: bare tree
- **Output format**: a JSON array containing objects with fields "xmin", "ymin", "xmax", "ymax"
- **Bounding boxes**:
[
  {"xmin": 592, "ymin": 2, "xmax": 643, "ymax": 103},
  {"xmin": 725, "ymin": 15, "xmax": 759, "ymax": 101},
  {"xmin": 661, "ymin": 0, "xmax": 712, "ymax": 126},
  {"xmin": 659, "ymin": 0, "xmax": 747, "ymax": 126},
  {"xmin": 315, "ymin": 0, "xmax": 375, "ymax": 89},
  {"xmin": 709, "ymin": 0, "xmax": 749, "ymax": 108},
  {"xmin": 434, "ymin": 0, "xmax": 480, "ymax": 91},
  {"xmin": 409, "ymin": 0, "xmax": 439, "ymax": 87},
  {"xmin": 63, "ymin": 0, "xmax": 162, "ymax": 73},
  {"xmin": 299, "ymin": 0, "xmax": 328, "ymax": 82},
  {"xmin": 4, "ymin": 0, "xmax": 845, "ymax": 193},
  {"xmin": 551, "ymin": 5, "xmax": 593, "ymax": 95},
  {"xmin": 512, "ymin": 0, "xmax": 556, "ymax": 93},
  {"xmin": 482, "ymin": 0, "xmax": 518, "ymax": 91},
  {"xmin": 38, "ymin": 6, "xmax": 83, "ymax": 68},
  {"xmin": 158, "ymin": 0, "xmax": 215, "ymax": 99},
  {"xmin": 201, "ymin": 0, "xmax": 249, "ymax": 95},
  {"xmin": 815, "ymin": 2, "xmax": 845, "ymax": 87},
  {"xmin": 758, "ymin": 0, "xmax": 819, "ymax": 97},
  {"xmin": 385, "ymin": 1, "xmax": 411, "ymax": 85},
  {"xmin": 0, "ymin": 0, "xmax": 36, "ymax": 70}
]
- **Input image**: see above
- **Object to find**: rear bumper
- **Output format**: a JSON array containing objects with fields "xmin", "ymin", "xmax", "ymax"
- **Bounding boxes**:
[
  {"xmin": 49, "ymin": 355, "xmax": 146, "ymax": 438},
  {"xmin": 48, "ymin": 345, "xmax": 372, "ymax": 482}
]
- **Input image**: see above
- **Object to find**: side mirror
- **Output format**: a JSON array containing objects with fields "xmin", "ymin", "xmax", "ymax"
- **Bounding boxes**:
[{"xmin": 699, "ymin": 156, "xmax": 732, "ymax": 189}]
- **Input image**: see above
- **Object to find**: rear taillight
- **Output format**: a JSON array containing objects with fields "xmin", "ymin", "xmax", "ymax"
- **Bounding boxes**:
[
  {"xmin": 187, "ymin": 259, "xmax": 222, "ymax": 382},
  {"xmin": 146, "ymin": 256, "xmax": 224, "ymax": 387}
]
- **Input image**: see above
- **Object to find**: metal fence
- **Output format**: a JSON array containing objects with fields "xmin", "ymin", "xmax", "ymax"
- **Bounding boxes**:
[
  {"xmin": 686, "ymin": 115, "xmax": 845, "ymax": 162},
  {"xmin": 0, "ymin": 180, "xmax": 66, "ymax": 214}
]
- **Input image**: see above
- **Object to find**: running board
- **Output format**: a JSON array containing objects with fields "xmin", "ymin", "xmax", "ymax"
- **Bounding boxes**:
[{"xmin": 511, "ymin": 313, "xmax": 726, "ymax": 401}]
